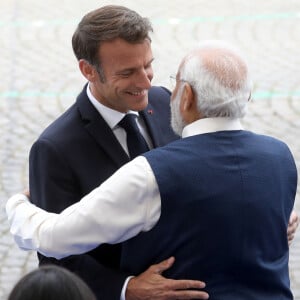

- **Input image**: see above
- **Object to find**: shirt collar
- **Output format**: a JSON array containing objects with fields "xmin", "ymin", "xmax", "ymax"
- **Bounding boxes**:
[
  {"xmin": 86, "ymin": 83, "xmax": 138, "ymax": 129},
  {"xmin": 182, "ymin": 117, "xmax": 243, "ymax": 138}
]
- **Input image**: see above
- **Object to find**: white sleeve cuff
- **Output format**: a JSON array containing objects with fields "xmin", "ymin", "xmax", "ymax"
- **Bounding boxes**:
[{"xmin": 120, "ymin": 276, "xmax": 134, "ymax": 300}]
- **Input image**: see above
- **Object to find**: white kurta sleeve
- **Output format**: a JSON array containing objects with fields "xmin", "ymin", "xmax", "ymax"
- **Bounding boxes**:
[{"xmin": 6, "ymin": 156, "xmax": 161, "ymax": 259}]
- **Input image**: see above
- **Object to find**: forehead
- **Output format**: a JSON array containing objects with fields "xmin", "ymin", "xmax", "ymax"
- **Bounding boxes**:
[{"xmin": 98, "ymin": 38, "xmax": 153, "ymax": 72}]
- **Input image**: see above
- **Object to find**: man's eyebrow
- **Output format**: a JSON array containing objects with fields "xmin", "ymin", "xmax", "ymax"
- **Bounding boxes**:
[{"xmin": 116, "ymin": 58, "xmax": 155, "ymax": 74}]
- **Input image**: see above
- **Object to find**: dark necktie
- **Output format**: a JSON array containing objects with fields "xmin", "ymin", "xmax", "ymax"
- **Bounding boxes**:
[{"xmin": 118, "ymin": 114, "xmax": 149, "ymax": 159}]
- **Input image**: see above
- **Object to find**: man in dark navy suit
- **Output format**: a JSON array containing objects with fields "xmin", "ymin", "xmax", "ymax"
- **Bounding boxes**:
[{"xmin": 27, "ymin": 5, "xmax": 207, "ymax": 300}]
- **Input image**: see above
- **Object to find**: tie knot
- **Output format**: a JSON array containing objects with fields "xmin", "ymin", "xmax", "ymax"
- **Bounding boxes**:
[
  {"xmin": 118, "ymin": 113, "xmax": 149, "ymax": 159},
  {"xmin": 118, "ymin": 114, "xmax": 139, "ymax": 133}
]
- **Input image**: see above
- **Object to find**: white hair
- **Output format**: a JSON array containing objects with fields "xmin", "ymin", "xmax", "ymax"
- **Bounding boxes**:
[
  {"xmin": 180, "ymin": 40, "xmax": 252, "ymax": 118},
  {"xmin": 170, "ymin": 84, "xmax": 186, "ymax": 136}
]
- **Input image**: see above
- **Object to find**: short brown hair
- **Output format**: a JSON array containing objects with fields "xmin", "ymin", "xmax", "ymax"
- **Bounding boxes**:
[{"xmin": 72, "ymin": 5, "xmax": 153, "ymax": 66}]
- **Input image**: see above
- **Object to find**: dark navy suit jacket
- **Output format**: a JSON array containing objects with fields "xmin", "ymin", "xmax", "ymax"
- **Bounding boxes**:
[
  {"xmin": 121, "ymin": 130, "xmax": 297, "ymax": 300},
  {"xmin": 29, "ymin": 84, "xmax": 178, "ymax": 300}
]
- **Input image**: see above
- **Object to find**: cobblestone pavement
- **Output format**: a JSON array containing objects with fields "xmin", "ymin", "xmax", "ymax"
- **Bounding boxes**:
[{"xmin": 1, "ymin": 0, "xmax": 300, "ymax": 298}]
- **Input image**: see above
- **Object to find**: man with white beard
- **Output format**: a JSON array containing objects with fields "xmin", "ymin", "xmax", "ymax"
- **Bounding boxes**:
[{"xmin": 7, "ymin": 40, "xmax": 298, "ymax": 300}]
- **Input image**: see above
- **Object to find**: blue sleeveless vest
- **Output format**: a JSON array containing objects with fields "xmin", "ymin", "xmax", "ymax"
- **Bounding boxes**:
[{"xmin": 121, "ymin": 130, "xmax": 297, "ymax": 300}]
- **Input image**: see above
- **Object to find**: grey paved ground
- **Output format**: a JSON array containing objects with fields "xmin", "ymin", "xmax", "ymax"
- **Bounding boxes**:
[{"xmin": 0, "ymin": 0, "xmax": 300, "ymax": 298}]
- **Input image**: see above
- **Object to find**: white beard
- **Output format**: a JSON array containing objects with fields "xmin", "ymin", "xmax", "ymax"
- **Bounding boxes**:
[{"xmin": 170, "ymin": 86, "xmax": 186, "ymax": 136}]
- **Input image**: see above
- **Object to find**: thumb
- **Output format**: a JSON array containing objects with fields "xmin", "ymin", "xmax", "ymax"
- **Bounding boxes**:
[{"xmin": 153, "ymin": 256, "xmax": 175, "ymax": 275}]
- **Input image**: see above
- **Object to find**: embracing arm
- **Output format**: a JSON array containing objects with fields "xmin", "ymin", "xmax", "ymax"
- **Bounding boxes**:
[
  {"xmin": 7, "ymin": 153, "xmax": 210, "ymax": 300},
  {"xmin": 7, "ymin": 193, "xmax": 209, "ymax": 300},
  {"xmin": 7, "ymin": 156, "xmax": 160, "ymax": 258}
]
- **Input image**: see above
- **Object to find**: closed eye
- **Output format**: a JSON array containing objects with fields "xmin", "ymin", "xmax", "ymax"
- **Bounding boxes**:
[
  {"xmin": 116, "ymin": 70, "xmax": 134, "ymax": 77},
  {"xmin": 115, "ymin": 58, "xmax": 154, "ymax": 78}
]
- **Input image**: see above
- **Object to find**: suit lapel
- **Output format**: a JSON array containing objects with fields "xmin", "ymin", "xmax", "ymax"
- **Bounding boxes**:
[
  {"xmin": 140, "ymin": 103, "xmax": 160, "ymax": 148},
  {"xmin": 76, "ymin": 86, "xmax": 130, "ymax": 167}
]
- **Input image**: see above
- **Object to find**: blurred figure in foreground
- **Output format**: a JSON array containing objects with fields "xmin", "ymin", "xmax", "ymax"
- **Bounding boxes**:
[{"xmin": 8, "ymin": 265, "xmax": 96, "ymax": 300}]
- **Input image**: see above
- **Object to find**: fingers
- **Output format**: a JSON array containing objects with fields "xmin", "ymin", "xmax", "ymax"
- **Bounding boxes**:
[
  {"xmin": 127, "ymin": 259, "xmax": 209, "ymax": 300},
  {"xmin": 288, "ymin": 221, "xmax": 297, "ymax": 243},
  {"xmin": 150, "ymin": 257, "xmax": 175, "ymax": 274},
  {"xmin": 165, "ymin": 279, "xmax": 209, "ymax": 299},
  {"xmin": 289, "ymin": 210, "xmax": 298, "ymax": 225},
  {"xmin": 288, "ymin": 210, "xmax": 299, "ymax": 235},
  {"xmin": 127, "ymin": 275, "xmax": 209, "ymax": 300},
  {"xmin": 166, "ymin": 289, "xmax": 209, "ymax": 299},
  {"xmin": 287, "ymin": 223, "xmax": 297, "ymax": 236},
  {"xmin": 287, "ymin": 210, "xmax": 299, "ymax": 246},
  {"xmin": 167, "ymin": 278, "xmax": 206, "ymax": 290}
]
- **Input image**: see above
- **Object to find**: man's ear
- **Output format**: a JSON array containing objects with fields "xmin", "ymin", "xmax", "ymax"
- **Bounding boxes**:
[
  {"xmin": 181, "ymin": 83, "xmax": 201, "ymax": 122},
  {"xmin": 78, "ymin": 59, "xmax": 98, "ymax": 82},
  {"xmin": 181, "ymin": 83, "xmax": 196, "ymax": 112}
]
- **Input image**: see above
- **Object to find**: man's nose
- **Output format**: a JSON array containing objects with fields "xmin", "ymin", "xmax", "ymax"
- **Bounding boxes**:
[{"xmin": 136, "ymin": 68, "xmax": 153, "ymax": 89}]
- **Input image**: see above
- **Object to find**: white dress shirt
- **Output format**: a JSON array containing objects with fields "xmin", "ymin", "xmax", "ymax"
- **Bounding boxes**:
[
  {"xmin": 6, "ymin": 118, "xmax": 243, "ymax": 259},
  {"xmin": 87, "ymin": 83, "xmax": 153, "ymax": 153}
]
